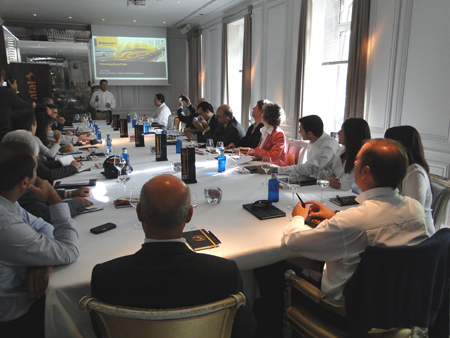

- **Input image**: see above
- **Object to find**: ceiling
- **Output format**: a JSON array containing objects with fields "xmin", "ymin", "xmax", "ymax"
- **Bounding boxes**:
[{"xmin": 0, "ymin": 0, "xmax": 248, "ymax": 29}]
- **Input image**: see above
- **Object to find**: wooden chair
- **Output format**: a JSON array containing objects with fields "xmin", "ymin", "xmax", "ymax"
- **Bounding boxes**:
[
  {"xmin": 79, "ymin": 293, "xmax": 246, "ymax": 338},
  {"xmin": 284, "ymin": 228, "xmax": 450, "ymax": 338},
  {"xmin": 430, "ymin": 173, "xmax": 450, "ymax": 230}
]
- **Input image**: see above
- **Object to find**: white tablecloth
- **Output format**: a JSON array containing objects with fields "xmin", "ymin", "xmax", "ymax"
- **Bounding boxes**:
[{"xmin": 45, "ymin": 121, "xmax": 352, "ymax": 338}]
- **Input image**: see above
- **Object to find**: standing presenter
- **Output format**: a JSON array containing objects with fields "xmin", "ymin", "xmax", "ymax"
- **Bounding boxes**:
[{"xmin": 90, "ymin": 79, "xmax": 116, "ymax": 120}]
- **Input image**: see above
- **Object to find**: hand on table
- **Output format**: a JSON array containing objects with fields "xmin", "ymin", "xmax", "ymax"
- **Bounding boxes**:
[
  {"xmin": 72, "ymin": 197, "xmax": 93, "ymax": 206},
  {"xmin": 70, "ymin": 160, "xmax": 82, "ymax": 169},
  {"xmin": 306, "ymin": 200, "xmax": 335, "ymax": 220},
  {"xmin": 65, "ymin": 131, "xmax": 73, "ymax": 136},
  {"xmin": 225, "ymin": 143, "xmax": 236, "ymax": 150},
  {"xmin": 328, "ymin": 174, "xmax": 341, "ymax": 189},
  {"xmin": 71, "ymin": 187, "xmax": 91, "ymax": 197},
  {"xmin": 292, "ymin": 202, "xmax": 310, "ymax": 220},
  {"xmin": 77, "ymin": 136, "xmax": 91, "ymax": 143},
  {"xmin": 25, "ymin": 266, "xmax": 53, "ymax": 298}
]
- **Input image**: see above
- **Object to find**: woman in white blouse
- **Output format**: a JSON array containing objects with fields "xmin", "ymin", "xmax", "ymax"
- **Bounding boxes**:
[
  {"xmin": 329, "ymin": 118, "xmax": 371, "ymax": 192},
  {"xmin": 384, "ymin": 126, "xmax": 434, "ymax": 236}
]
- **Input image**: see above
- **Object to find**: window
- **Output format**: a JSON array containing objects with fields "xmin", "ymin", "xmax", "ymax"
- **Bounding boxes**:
[
  {"xmin": 227, "ymin": 18, "xmax": 245, "ymax": 123},
  {"xmin": 302, "ymin": 0, "xmax": 352, "ymax": 133}
]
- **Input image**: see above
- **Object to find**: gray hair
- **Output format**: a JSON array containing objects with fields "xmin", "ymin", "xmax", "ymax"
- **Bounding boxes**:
[{"xmin": 2, "ymin": 130, "xmax": 39, "ymax": 156}]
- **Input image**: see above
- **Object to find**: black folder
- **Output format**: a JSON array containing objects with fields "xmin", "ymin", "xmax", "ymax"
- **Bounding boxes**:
[
  {"xmin": 243, "ymin": 201, "xmax": 286, "ymax": 220},
  {"xmin": 54, "ymin": 179, "xmax": 97, "ymax": 189}
]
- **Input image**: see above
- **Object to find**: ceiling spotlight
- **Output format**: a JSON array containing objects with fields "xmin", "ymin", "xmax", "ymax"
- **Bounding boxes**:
[
  {"xmin": 163, "ymin": 21, "xmax": 166, "ymax": 24},
  {"xmin": 102, "ymin": 18, "xmax": 105, "ymax": 21},
  {"xmin": 133, "ymin": 20, "xmax": 137, "ymax": 22},
  {"xmin": 33, "ymin": 14, "xmax": 37, "ymax": 16},
  {"xmin": 69, "ymin": 16, "xmax": 72, "ymax": 19}
]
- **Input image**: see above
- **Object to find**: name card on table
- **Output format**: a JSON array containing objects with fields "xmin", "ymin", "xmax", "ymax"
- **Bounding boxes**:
[
  {"xmin": 112, "ymin": 115, "xmax": 120, "ymax": 131},
  {"xmin": 119, "ymin": 119, "xmax": 128, "ymax": 138},
  {"xmin": 155, "ymin": 134, "xmax": 168, "ymax": 161},
  {"xmin": 106, "ymin": 111, "xmax": 112, "ymax": 125},
  {"xmin": 181, "ymin": 147, "xmax": 197, "ymax": 184},
  {"xmin": 135, "ymin": 125, "xmax": 145, "ymax": 147}
]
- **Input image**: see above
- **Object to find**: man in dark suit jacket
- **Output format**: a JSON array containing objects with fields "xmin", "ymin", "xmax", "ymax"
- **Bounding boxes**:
[
  {"xmin": 194, "ymin": 105, "xmax": 246, "ymax": 147},
  {"xmin": 91, "ymin": 174, "xmax": 255, "ymax": 338},
  {"xmin": 175, "ymin": 95, "xmax": 206, "ymax": 129}
]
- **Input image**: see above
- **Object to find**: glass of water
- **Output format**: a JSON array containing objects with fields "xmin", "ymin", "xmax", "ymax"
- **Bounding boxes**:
[
  {"xmin": 206, "ymin": 139, "xmax": 214, "ymax": 160},
  {"xmin": 204, "ymin": 187, "xmax": 223, "ymax": 204},
  {"xmin": 129, "ymin": 188, "xmax": 141, "ymax": 230},
  {"xmin": 317, "ymin": 169, "xmax": 330, "ymax": 204},
  {"xmin": 287, "ymin": 174, "xmax": 301, "ymax": 210}
]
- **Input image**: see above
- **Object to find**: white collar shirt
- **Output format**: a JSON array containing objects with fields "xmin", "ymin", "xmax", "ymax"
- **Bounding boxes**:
[
  {"xmin": 259, "ymin": 125, "xmax": 273, "ymax": 148},
  {"xmin": 151, "ymin": 102, "xmax": 171, "ymax": 127},
  {"xmin": 279, "ymin": 132, "xmax": 339, "ymax": 177},
  {"xmin": 90, "ymin": 90, "xmax": 116, "ymax": 111},
  {"xmin": 282, "ymin": 187, "xmax": 428, "ymax": 301}
]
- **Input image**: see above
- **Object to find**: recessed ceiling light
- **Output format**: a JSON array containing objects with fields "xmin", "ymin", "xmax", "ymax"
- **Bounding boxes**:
[
  {"xmin": 163, "ymin": 21, "xmax": 166, "ymax": 24},
  {"xmin": 69, "ymin": 16, "xmax": 72, "ymax": 19},
  {"xmin": 102, "ymin": 18, "xmax": 105, "ymax": 21},
  {"xmin": 33, "ymin": 14, "xmax": 37, "ymax": 16},
  {"xmin": 133, "ymin": 20, "xmax": 137, "ymax": 22}
]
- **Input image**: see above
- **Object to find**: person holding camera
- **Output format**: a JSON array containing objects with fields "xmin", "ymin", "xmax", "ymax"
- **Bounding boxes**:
[{"xmin": 176, "ymin": 94, "xmax": 207, "ymax": 129}]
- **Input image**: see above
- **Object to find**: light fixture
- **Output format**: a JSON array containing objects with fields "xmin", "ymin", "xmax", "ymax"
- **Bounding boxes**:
[
  {"xmin": 33, "ymin": 14, "xmax": 37, "ymax": 16},
  {"xmin": 69, "ymin": 16, "xmax": 72, "ymax": 19}
]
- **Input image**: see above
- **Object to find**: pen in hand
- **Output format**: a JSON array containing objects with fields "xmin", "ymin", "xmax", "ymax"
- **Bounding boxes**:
[{"xmin": 296, "ymin": 193, "xmax": 306, "ymax": 208}]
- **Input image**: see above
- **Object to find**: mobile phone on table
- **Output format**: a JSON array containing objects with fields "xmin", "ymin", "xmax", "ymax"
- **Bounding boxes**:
[{"xmin": 90, "ymin": 222, "xmax": 116, "ymax": 234}]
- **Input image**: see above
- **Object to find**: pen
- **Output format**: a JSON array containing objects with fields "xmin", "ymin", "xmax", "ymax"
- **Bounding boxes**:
[
  {"xmin": 336, "ymin": 195, "xmax": 344, "ymax": 205},
  {"xmin": 208, "ymin": 231, "xmax": 221, "ymax": 244},
  {"xmin": 296, "ymin": 193, "xmax": 306, "ymax": 208}
]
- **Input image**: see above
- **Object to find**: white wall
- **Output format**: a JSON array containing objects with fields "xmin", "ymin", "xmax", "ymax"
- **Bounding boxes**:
[
  {"xmin": 365, "ymin": 0, "xmax": 450, "ymax": 176},
  {"xmin": 199, "ymin": 0, "xmax": 450, "ymax": 177},
  {"xmin": 106, "ymin": 28, "xmax": 188, "ymax": 117}
]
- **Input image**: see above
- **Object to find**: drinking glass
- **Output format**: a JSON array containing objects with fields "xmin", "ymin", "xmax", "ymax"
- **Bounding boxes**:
[
  {"xmin": 114, "ymin": 156, "xmax": 130, "ymax": 196},
  {"xmin": 186, "ymin": 190, "xmax": 199, "ymax": 231},
  {"xmin": 206, "ymin": 139, "xmax": 214, "ymax": 160},
  {"xmin": 230, "ymin": 148, "xmax": 241, "ymax": 173},
  {"xmin": 204, "ymin": 187, "xmax": 223, "ymax": 204},
  {"xmin": 216, "ymin": 141, "xmax": 224, "ymax": 152},
  {"xmin": 261, "ymin": 156, "xmax": 273, "ymax": 186},
  {"xmin": 129, "ymin": 188, "xmax": 141, "ymax": 230},
  {"xmin": 190, "ymin": 134, "xmax": 198, "ymax": 148},
  {"xmin": 317, "ymin": 169, "xmax": 330, "ymax": 204},
  {"xmin": 287, "ymin": 174, "xmax": 301, "ymax": 210}
]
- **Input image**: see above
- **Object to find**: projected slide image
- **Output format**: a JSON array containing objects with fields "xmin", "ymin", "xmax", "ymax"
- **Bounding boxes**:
[{"xmin": 92, "ymin": 36, "xmax": 168, "ymax": 80}]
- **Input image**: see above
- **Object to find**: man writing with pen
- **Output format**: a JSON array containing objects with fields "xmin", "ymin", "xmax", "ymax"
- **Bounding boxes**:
[{"xmin": 253, "ymin": 139, "xmax": 430, "ymax": 337}]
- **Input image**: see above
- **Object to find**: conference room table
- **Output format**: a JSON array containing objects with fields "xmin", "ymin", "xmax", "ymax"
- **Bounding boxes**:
[{"xmin": 45, "ymin": 121, "xmax": 353, "ymax": 338}]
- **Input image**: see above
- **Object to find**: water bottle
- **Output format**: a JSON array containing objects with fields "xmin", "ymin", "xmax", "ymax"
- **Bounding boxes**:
[
  {"xmin": 93, "ymin": 122, "xmax": 98, "ymax": 134},
  {"xmin": 127, "ymin": 112, "xmax": 131, "ymax": 123},
  {"xmin": 218, "ymin": 148, "xmax": 226, "ymax": 173},
  {"xmin": 106, "ymin": 134, "xmax": 112, "ymax": 155},
  {"xmin": 144, "ymin": 120, "xmax": 150, "ymax": 133},
  {"xmin": 132, "ymin": 114, "xmax": 136, "ymax": 128},
  {"xmin": 96, "ymin": 130, "xmax": 102, "ymax": 144},
  {"xmin": 176, "ymin": 136, "xmax": 182, "ymax": 153},
  {"xmin": 121, "ymin": 148, "xmax": 130, "ymax": 164},
  {"xmin": 161, "ymin": 126, "xmax": 167, "ymax": 135},
  {"xmin": 268, "ymin": 170, "xmax": 280, "ymax": 202}
]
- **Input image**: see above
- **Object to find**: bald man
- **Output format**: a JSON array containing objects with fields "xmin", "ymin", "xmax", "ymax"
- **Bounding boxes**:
[
  {"xmin": 91, "ymin": 175, "xmax": 255, "ymax": 338},
  {"xmin": 193, "ymin": 104, "xmax": 245, "ymax": 147},
  {"xmin": 176, "ymin": 95, "xmax": 206, "ymax": 129}
]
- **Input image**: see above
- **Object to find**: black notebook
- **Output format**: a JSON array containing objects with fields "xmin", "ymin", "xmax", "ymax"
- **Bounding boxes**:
[
  {"xmin": 305, "ymin": 216, "xmax": 325, "ymax": 228},
  {"xmin": 54, "ymin": 179, "xmax": 97, "ymax": 189},
  {"xmin": 329, "ymin": 195, "xmax": 358, "ymax": 206},
  {"xmin": 183, "ymin": 229, "xmax": 221, "ymax": 251},
  {"xmin": 243, "ymin": 201, "xmax": 286, "ymax": 220},
  {"xmin": 279, "ymin": 175, "xmax": 317, "ymax": 186}
]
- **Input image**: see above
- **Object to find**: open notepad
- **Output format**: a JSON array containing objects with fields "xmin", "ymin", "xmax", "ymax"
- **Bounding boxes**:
[{"xmin": 58, "ymin": 155, "xmax": 91, "ymax": 172}]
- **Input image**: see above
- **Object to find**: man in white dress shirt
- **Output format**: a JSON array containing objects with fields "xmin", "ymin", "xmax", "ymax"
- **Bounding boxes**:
[
  {"xmin": 89, "ymin": 79, "xmax": 116, "ymax": 119},
  {"xmin": 278, "ymin": 115, "xmax": 339, "ymax": 177},
  {"xmin": 151, "ymin": 93, "xmax": 171, "ymax": 127},
  {"xmin": 254, "ymin": 139, "xmax": 429, "ymax": 337}
]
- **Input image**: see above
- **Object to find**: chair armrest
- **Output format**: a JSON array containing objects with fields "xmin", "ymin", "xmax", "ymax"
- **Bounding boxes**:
[{"xmin": 285, "ymin": 270, "xmax": 346, "ymax": 316}]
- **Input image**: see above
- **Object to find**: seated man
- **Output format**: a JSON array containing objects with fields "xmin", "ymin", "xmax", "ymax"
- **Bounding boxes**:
[
  {"xmin": 176, "ymin": 95, "xmax": 206, "ymax": 129},
  {"xmin": 0, "ymin": 141, "xmax": 79, "ymax": 338},
  {"xmin": 91, "ymin": 174, "xmax": 255, "ymax": 338},
  {"xmin": 193, "ymin": 105, "xmax": 245, "ymax": 147},
  {"xmin": 151, "ymin": 93, "xmax": 171, "ymax": 127},
  {"xmin": 254, "ymin": 139, "xmax": 429, "ymax": 337},
  {"xmin": 277, "ymin": 115, "xmax": 339, "ymax": 177},
  {"xmin": 186, "ymin": 101, "xmax": 218, "ymax": 142}
]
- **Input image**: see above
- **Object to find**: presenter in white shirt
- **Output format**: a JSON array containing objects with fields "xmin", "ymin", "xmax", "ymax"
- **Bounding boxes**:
[
  {"xmin": 329, "ymin": 118, "xmax": 371, "ymax": 193},
  {"xmin": 384, "ymin": 125, "xmax": 435, "ymax": 235},
  {"xmin": 90, "ymin": 80, "xmax": 116, "ymax": 119},
  {"xmin": 151, "ymin": 93, "xmax": 171, "ymax": 127}
]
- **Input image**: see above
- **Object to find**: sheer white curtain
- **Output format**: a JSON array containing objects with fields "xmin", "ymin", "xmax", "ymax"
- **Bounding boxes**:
[
  {"xmin": 221, "ymin": 23, "xmax": 229, "ymax": 105},
  {"xmin": 240, "ymin": 10, "xmax": 252, "ymax": 130}
]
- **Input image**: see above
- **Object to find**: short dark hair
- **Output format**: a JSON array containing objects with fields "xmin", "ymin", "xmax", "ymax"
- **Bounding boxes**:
[
  {"xmin": 139, "ymin": 185, "xmax": 191, "ymax": 228},
  {"xmin": 257, "ymin": 99, "xmax": 271, "ymax": 111},
  {"xmin": 299, "ymin": 115, "xmax": 323, "ymax": 138},
  {"xmin": 100, "ymin": 79, "xmax": 108, "ymax": 85},
  {"xmin": 155, "ymin": 93, "xmax": 165, "ymax": 103},
  {"xmin": 46, "ymin": 104, "xmax": 57, "ymax": 110},
  {"xmin": 384, "ymin": 125, "xmax": 429, "ymax": 174},
  {"xmin": 11, "ymin": 110, "xmax": 36, "ymax": 131},
  {"xmin": 35, "ymin": 104, "xmax": 50, "ymax": 116},
  {"xmin": 360, "ymin": 138, "xmax": 408, "ymax": 189},
  {"xmin": 41, "ymin": 97, "xmax": 53, "ymax": 105},
  {"xmin": 0, "ymin": 141, "xmax": 36, "ymax": 192},
  {"xmin": 262, "ymin": 103, "xmax": 284, "ymax": 127},
  {"xmin": 197, "ymin": 101, "xmax": 214, "ymax": 114}
]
